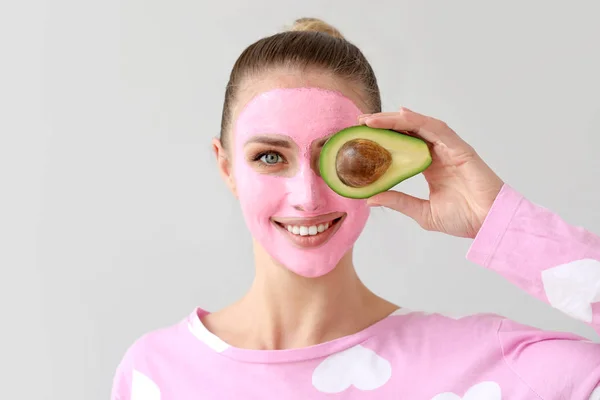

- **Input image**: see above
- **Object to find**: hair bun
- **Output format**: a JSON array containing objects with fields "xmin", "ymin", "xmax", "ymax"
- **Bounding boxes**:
[{"xmin": 289, "ymin": 18, "xmax": 345, "ymax": 39}]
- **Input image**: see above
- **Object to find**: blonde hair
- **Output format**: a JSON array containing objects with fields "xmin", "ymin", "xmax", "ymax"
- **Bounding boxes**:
[{"xmin": 288, "ymin": 17, "xmax": 345, "ymax": 40}]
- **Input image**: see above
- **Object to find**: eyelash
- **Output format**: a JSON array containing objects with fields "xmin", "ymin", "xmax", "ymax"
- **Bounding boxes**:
[{"xmin": 251, "ymin": 150, "xmax": 286, "ymax": 166}]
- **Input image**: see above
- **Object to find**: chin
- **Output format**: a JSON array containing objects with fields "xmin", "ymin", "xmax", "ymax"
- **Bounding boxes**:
[{"xmin": 268, "ymin": 229, "xmax": 361, "ymax": 279}]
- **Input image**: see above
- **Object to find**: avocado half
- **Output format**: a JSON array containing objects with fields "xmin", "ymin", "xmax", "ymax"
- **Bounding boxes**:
[{"xmin": 319, "ymin": 126, "xmax": 432, "ymax": 199}]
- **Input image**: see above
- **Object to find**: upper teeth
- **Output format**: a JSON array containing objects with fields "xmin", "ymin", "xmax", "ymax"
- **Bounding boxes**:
[{"xmin": 286, "ymin": 222, "xmax": 331, "ymax": 236}]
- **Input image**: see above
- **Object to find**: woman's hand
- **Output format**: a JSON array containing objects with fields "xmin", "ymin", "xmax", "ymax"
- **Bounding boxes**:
[{"xmin": 358, "ymin": 107, "xmax": 504, "ymax": 239}]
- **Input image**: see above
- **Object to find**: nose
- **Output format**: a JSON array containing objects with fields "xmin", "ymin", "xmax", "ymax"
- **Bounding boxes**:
[{"xmin": 286, "ymin": 164, "xmax": 327, "ymax": 212}]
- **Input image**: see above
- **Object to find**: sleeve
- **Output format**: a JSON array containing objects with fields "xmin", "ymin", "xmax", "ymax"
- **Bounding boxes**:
[{"xmin": 466, "ymin": 183, "xmax": 600, "ymax": 399}]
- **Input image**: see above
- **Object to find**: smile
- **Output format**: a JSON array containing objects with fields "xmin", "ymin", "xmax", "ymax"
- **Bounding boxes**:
[{"xmin": 270, "ymin": 212, "xmax": 345, "ymax": 248}]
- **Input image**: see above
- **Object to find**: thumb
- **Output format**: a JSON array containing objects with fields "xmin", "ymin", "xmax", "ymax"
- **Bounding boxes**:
[{"xmin": 367, "ymin": 190, "xmax": 431, "ymax": 228}]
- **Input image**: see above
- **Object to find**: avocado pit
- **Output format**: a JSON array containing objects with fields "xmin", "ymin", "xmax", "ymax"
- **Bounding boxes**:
[{"xmin": 335, "ymin": 138, "xmax": 392, "ymax": 188}]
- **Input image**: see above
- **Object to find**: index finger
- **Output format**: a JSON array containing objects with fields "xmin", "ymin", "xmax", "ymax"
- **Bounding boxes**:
[{"xmin": 358, "ymin": 108, "xmax": 467, "ymax": 149}]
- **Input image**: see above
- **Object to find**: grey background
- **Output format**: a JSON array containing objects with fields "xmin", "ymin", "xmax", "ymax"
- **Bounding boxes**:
[{"xmin": 2, "ymin": 0, "xmax": 599, "ymax": 399}]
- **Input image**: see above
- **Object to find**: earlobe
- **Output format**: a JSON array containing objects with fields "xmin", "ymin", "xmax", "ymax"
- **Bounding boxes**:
[{"xmin": 212, "ymin": 137, "xmax": 237, "ymax": 197}]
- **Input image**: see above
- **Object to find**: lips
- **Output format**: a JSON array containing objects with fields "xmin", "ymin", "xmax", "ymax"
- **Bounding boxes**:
[{"xmin": 271, "ymin": 212, "xmax": 346, "ymax": 248}]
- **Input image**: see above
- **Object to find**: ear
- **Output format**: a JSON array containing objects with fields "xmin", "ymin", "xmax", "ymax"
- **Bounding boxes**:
[{"xmin": 212, "ymin": 137, "xmax": 237, "ymax": 197}]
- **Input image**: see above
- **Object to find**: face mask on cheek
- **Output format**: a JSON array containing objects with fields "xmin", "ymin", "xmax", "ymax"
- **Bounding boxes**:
[{"xmin": 231, "ymin": 88, "xmax": 370, "ymax": 278}]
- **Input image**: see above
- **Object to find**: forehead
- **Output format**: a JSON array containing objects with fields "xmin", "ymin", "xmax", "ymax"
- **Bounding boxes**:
[{"xmin": 233, "ymin": 87, "xmax": 363, "ymax": 148}]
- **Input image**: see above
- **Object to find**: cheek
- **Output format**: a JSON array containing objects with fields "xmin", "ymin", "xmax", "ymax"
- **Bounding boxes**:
[
  {"xmin": 339, "ymin": 197, "xmax": 370, "ymax": 217},
  {"xmin": 235, "ymin": 164, "xmax": 286, "ymax": 219},
  {"xmin": 337, "ymin": 197, "xmax": 371, "ymax": 235},
  {"xmin": 329, "ymin": 191, "xmax": 371, "ymax": 230}
]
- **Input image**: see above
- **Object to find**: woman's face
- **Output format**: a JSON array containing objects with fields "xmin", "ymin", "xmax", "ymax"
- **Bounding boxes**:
[{"xmin": 219, "ymin": 75, "xmax": 371, "ymax": 278}]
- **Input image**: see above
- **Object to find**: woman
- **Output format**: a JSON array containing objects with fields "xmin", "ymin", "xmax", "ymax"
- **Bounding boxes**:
[{"xmin": 111, "ymin": 18, "xmax": 600, "ymax": 399}]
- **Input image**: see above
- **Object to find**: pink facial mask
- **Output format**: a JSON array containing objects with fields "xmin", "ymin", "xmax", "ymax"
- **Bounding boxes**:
[{"xmin": 232, "ymin": 87, "xmax": 370, "ymax": 278}]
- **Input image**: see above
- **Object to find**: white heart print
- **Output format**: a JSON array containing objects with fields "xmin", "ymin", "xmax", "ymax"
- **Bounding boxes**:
[
  {"xmin": 541, "ymin": 258, "xmax": 600, "ymax": 322},
  {"xmin": 312, "ymin": 344, "xmax": 392, "ymax": 393},
  {"xmin": 131, "ymin": 370, "xmax": 161, "ymax": 400},
  {"xmin": 431, "ymin": 381, "xmax": 501, "ymax": 400}
]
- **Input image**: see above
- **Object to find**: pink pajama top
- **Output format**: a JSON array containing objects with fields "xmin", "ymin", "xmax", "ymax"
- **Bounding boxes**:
[{"xmin": 111, "ymin": 184, "xmax": 600, "ymax": 399}]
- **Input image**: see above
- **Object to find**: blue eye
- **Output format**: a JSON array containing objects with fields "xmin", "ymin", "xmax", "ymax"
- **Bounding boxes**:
[{"xmin": 260, "ymin": 152, "xmax": 283, "ymax": 165}]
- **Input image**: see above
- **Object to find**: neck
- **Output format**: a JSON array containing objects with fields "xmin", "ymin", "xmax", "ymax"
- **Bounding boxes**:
[{"xmin": 203, "ymin": 242, "xmax": 398, "ymax": 350}]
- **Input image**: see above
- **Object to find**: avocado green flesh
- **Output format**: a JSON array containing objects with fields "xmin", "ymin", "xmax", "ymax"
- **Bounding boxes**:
[{"xmin": 319, "ymin": 126, "xmax": 432, "ymax": 199}]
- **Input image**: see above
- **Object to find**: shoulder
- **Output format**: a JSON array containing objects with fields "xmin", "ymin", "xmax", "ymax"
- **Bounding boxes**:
[
  {"xmin": 373, "ymin": 309, "xmax": 507, "ymax": 365},
  {"xmin": 110, "ymin": 312, "xmax": 194, "ymax": 399},
  {"xmin": 377, "ymin": 310, "xmax": 599, "ymax": 398},
  {"xmin": 120, "ymin": 314, "xmax": 191, "ymax": 362},
  {"xmin": 383, "ymin": 309, "xmax": 600, "ymax": 399},
  {"xmin": 383, "ymin": 308, "xmax": 505, "ymax": 339},
  {"xmin": 385, "ymin": 307, "xmax": 598, "ymax": 359}
]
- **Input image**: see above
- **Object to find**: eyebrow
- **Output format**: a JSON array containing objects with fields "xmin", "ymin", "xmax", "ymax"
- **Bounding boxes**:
[{"xmin": 244, "ymin": 136, "xmax": 293, "ymax": 148}]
